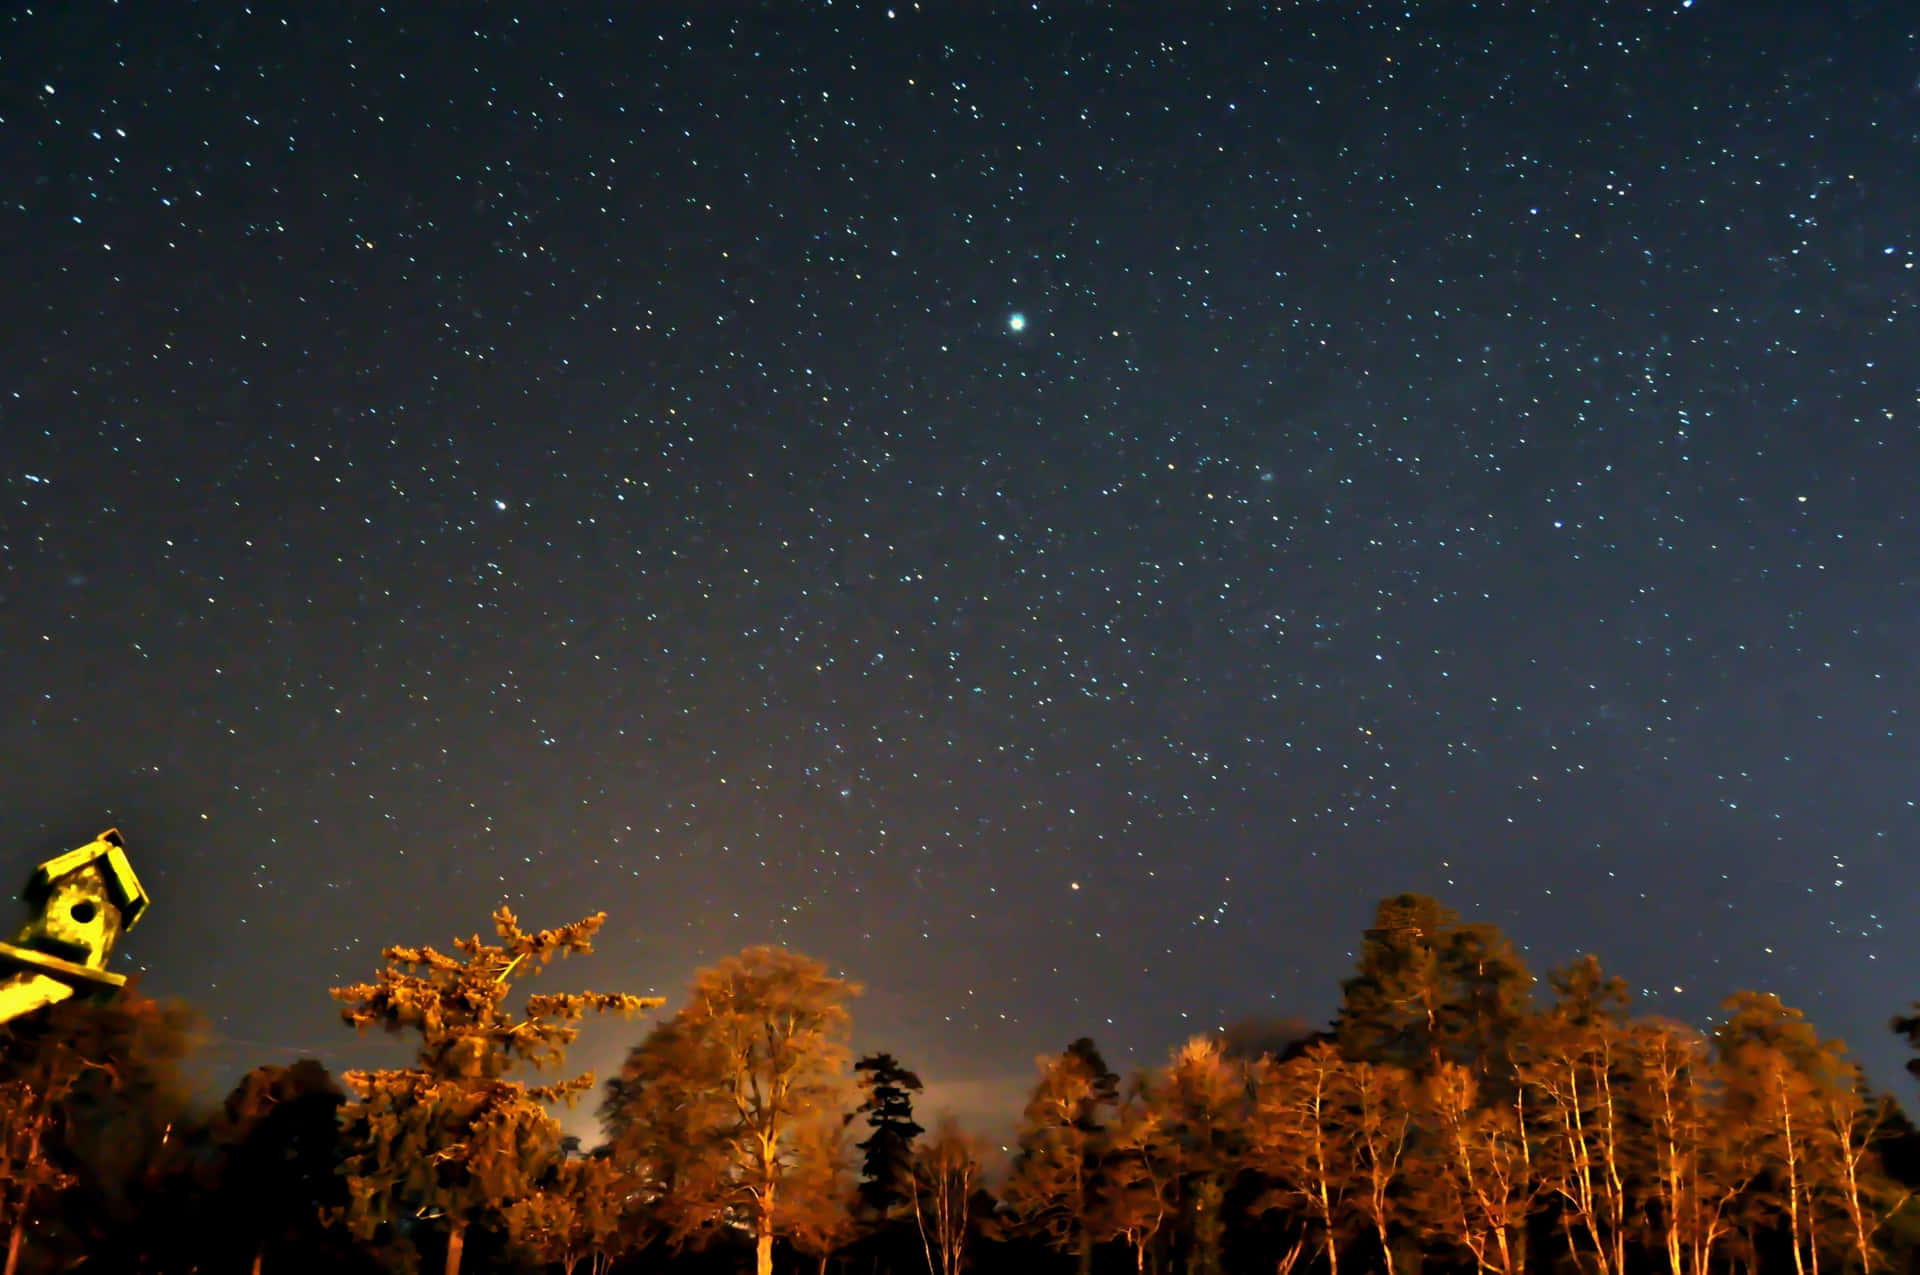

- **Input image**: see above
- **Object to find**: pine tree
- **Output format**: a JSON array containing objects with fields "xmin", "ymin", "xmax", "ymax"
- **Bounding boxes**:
[
  {"xmin": 1895, "ymin": 1007, "xmax": 1920, "ymax": 1088},
  {"xmin": 1337, "ymin": 894, "xmax": 1533, "ymax": 1079},
  {"xmin": 331, "ymin": 908, "xmax": 659, "ymax": 1275},
  {"xmin": 853, "ymin": 1052, "xmax": 925, "ymax": 1221}
]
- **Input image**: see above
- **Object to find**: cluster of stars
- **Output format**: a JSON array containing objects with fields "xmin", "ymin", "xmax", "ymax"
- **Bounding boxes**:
[{"xmin": 0, "ymin": 2, "xmax": 1914, "ymax": 1096}]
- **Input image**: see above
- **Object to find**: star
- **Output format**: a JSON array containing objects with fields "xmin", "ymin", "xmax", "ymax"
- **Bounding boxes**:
[{"xmin": 1007, "ymin": 312, "xmax": 1026, "ymax": 333}]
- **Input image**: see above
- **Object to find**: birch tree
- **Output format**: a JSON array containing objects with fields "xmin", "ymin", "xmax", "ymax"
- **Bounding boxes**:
[
  {"xmin": 1346, "ymin": 1060, "xmax": 1413, "ymax": 1275},
  {"xmin": 1629, "ymin": 1019, "xmax": 1747, "ymax": 1275},
  {"xmin": 1520, "ymin": 958, "xmax": 1633, "ymax": 1275},
  {"xmin": 1411, "ymin": 1062, "xmax": 1535, "ymax": 1275},
  {"xmin": 1251, "ymin": 1041, "xmax": 1351, "ymax": 1275},
  {"xmin": 1715, "ymin": 992, "xmax": 1852, "ymax": 1275},
  {"xmin": 912, "ymin": 1118, "xmax": 981, "ymax": 1275}
]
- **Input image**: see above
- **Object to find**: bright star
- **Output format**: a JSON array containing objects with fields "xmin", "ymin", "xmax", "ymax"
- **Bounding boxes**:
[{"xmin": 1007, "ymin": 312, "xmax": 1026, "ymax": 332}]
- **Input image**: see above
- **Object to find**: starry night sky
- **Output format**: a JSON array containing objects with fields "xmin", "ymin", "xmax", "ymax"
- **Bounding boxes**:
[{"xmin": 3, "ymin": 1, "xmax": 1917, "ymax": 1129}]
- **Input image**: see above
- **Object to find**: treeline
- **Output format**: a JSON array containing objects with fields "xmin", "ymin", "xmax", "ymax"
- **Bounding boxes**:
[{"xmin": 2, "ymin": 894, "xmax": 1919, "ymax": 1275}]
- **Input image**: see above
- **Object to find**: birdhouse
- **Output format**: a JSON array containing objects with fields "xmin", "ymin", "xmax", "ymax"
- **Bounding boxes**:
[{"xmin": 0, "ymin": 829, "xmax": 151, "ymax": 1024}]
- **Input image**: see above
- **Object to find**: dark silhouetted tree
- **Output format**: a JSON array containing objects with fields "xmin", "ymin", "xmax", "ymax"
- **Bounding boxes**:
[
  {"xmin": 853, "ymin": 1052, "xmax": 924, "ymax": 1223},
  {"xmin": 1895, "ymin": 1006, "xmax": 1920, "ymax": 1089},
  {"xmin": 211, "ymin": 1058, "xmax": 352, "ymax": 1275},
  {"xmin": 0, "ymin": 993, "xmax": 199, "ymax": 1275}
]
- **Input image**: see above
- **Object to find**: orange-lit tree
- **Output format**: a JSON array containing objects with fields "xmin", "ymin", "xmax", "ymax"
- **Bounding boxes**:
[
  {"xmin": 331, "ymin": 908, "xmax": 659, "ymax": 1275},
  {"xmin": 1000, "ymin": 1038, "xmax": 1122, "ymax": 1275},
  {"xmin": 601, "ymin": 946, "xmax": 859, "ymax": 1275}
]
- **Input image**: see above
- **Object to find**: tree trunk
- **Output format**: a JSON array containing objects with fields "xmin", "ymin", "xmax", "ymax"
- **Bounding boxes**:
[
  {"xmin": 4, "ymin": 1109, "xmax": 42, "ymax": 1275},
  {"xmin": 1781, "ymin": 1089, "xmax": 1807, "ymax": 1275},
  {"xmin": 3, "ymin": 1214, "xmax": 23, "ymax": 1275},
  {"xmin": 444, "ymin": 1218, "xmax": 467, "ymax": 1275},
  {"xmin": 757, "ymin": 1227, "xmax": 775, "ymax": 1275},
  {"xmin": 251, "ymin": 1236, "xmax": 266, "ymax": 1275}
]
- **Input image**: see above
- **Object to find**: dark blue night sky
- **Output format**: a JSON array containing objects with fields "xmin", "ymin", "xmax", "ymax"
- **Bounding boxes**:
[{"xmin": 2, "ymin": 1, "xmax": 1915, "ymax": 1124}]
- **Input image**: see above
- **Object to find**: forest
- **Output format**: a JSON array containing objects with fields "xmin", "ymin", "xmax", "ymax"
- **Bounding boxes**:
[{"xmin": 2, "ymin": 892, "xmax": 1919, "ymax": 1275}]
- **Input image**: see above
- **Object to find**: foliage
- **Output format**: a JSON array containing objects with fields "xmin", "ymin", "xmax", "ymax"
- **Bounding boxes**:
[
  {"xmin": 0, "ymin": 992, "xmax": 200, "ymax": 1275},
  {"xmin": 0, "ymin": 891, "xmax": 1916, "ymax": 1275},
  {"xmin": 1894, "ymin": 1006, "xmax": 1920, "ymax": 1089},
  {"xmin": 600, "ymin": 945, "xmax": 860, "ymax": 1275},
  {"xmin": 999, "ymin": 1037, "xmax": 1121, "ymax": 1275},
  {"xmin": 331, "ymin": 907, "xmax": 660, "ymax": 1275},
  {"xmin": 504, "ymin": 1152, "xmax": 627, "ymax": 1275},
  {"xmin": 210, "ymin": 1058, "xmax": 355, "ymax": 1273},
  {"xmin": 1336, "ymin": 893, "xmax": 1534, "ymax": 1079},
  {"xmin": 782, "ymin": 1115, "xmax": 864, "ymax": 1275},
  {"xmin": 854, "ymin": 1051, "xmax": 926, "ymax": 1221}
]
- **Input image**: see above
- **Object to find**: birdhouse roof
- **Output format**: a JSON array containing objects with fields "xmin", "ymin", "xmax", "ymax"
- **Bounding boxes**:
[{"xmin": 24, "ymin": 829, "xmax": 150, "ymax": 930}]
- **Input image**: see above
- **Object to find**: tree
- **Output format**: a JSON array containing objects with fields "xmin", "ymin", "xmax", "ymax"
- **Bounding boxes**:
[
  {"xmin": 1144, "ymin": 1035, "xmax": 1249, "ymax": 1275},
  {"xmin": 1629, "ymin": 1018, "xmax": 1747, "ymax": 1275},
  {"xmin": 853, "ymin": 1052, "xmax": 925, "ymax": 1223},
  {"xmin": 1895, "ymin": 1008, "xmax": 1920, "ymax": 1089},
  {"xmin": 1410, "ymin": 1062, "xmax": 1535, "ymax": 1275},
  {"xmin": 331, "ymin": 908, "xmax": 659, "ymax": 1275},
  {"xmin": 1102, "ymin": 1088, "xmax": 1174, "ymax": 1275},
  {"xmin": 600, "ymin": 946, "xmax": 861, "ymax": 1275},
  {"xmin": 1715, "ymin": 992, "xmax": 1855, "ymax": 1275},
  {"xmin": 1000, "ymin": 1037, "xmax": 1121, "ymax": 1275},
  {"xmin": 1519, "ymin": 958, "xmax": 1634, "ymax": 1275},
  {"xmin": 1250, "ymin": 1041, "xmax": 1350, "ymax": 1275},
  {"xmin": 784, "ymin": 1115, "xmax": 863, "ymax": 1275},
  {"xmin": 911, "ymin": 1118, "xmax": 981, "ymax": 1275},
  {"xmin": 506, "ymin": 1153, "xmax": 628, "ymax": 1275},
  {"xmin": 598, "ymin": 1014, "xmax": 735, "ymax": 1254},
  {"xmin": 0, "ymin": 1075, "xmax": 73, "ymax": 1275},
  {"xmin": 0, "ymin": 992, "xmax": 200, "ymax": 1275},
  {"xmin": 1336, "ymin": 894, "xmax": 1532, "ymax": 1079},
  {"xmin": 1345, "ymin": 1060, "xmax": 1413, "ymax": 1275},
  {"xmin": 1813, "ymin": 1085, "xmax": 1910, "ymax": 1275},
  {"xmin": 210, "ymin": 1059, "xmax": 352, "ymax": 1275}
]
